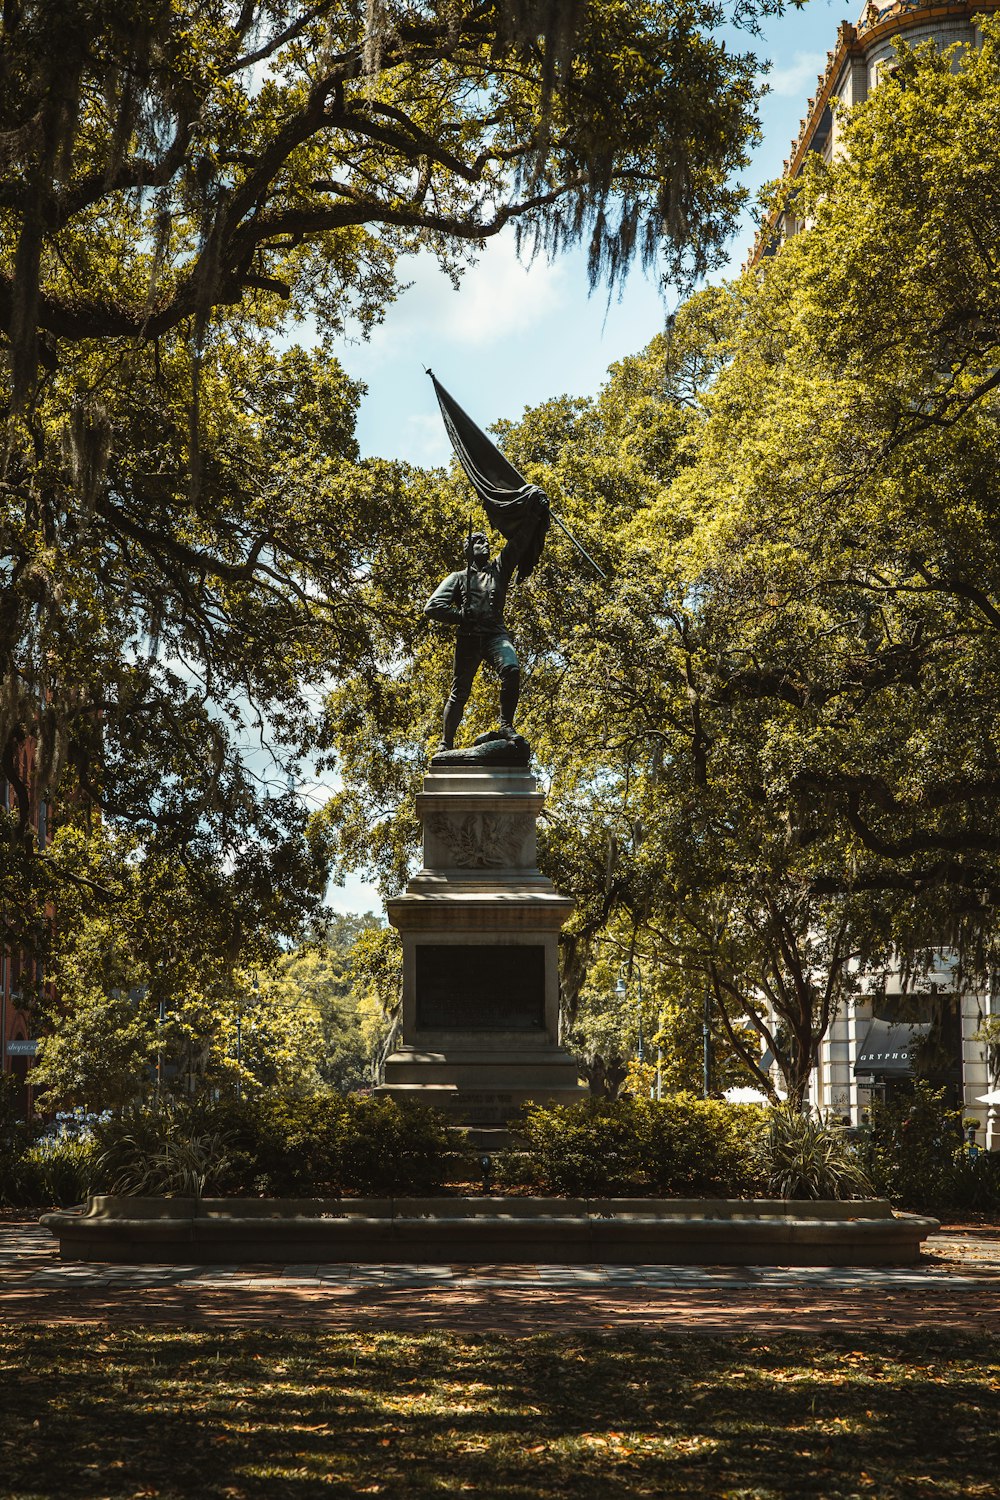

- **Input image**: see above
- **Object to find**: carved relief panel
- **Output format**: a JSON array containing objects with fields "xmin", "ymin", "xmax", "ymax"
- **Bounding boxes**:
[{"xmin": 426, "ymin": 810, "xmax": 532, "ymax": 869}]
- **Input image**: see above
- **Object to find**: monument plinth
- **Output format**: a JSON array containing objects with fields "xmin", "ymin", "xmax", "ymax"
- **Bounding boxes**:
[{"xmin": 379, "ymin": 761, "xmax": 586, "ymax": 1126}]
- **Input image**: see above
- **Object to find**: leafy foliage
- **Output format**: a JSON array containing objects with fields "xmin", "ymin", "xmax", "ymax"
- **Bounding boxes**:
[
  {"xmin": 763, "ymin": 1110, "xmax": 872, "ymax": 1202},
  {"xmin": 79, "ymin": 1090, "xmax": 456, "ymax": 1200},
  {"xmin": 0, "ymin": 0, "xmax": 774, "ymax": 969},
  {"xmin": 640, "ymin": 1093, "xmax": 768, "ymax": 1195},
  {"xmin": 30, "ymin": 898, "xmax": 386, "ymax": 1113},
  {"xmin": 14, "ymin": 1132, "xmax": 99, "ymax": 1208},
  {"xmin": 498, "ymin": 1098, "xmax": 646, "ymax": 1195},
  {"xmin": 0, "ymin": 1074, "xmax": 35, "ymax": 1202},
  {"xmin": 276, "ymin": 913, "xmax": 391, "ymax": 1092},
  {"xmin": 336, "ymin": 1093, "xmax": 455, "ymax": 1195},
  {"xmin": 330, "ymin": 28, "xmax": 1000, "ymax": 1104},
  {"xmin": 648, "ymin": 22, "xmax": 1000, "ymax": 927},
  {"xmin": 98, "ymin": 1124, "xmax": 230, "ymax": 1202},
  {"xmin": 1, "ymin": 0, "xmax": 765, "ymax": 387},
  {"xmin": 497, "ymin": 1095, "xmax": 770, "ymax": 1197},
  {"xmin": 857, "ymin": 1081, "xmax": 1000, "ymax": 1216}
]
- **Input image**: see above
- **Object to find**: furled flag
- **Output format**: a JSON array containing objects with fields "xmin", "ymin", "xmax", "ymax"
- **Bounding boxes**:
[{"xmin": 429, "ymin": 372, "xmax": 550, "ymax": 582}]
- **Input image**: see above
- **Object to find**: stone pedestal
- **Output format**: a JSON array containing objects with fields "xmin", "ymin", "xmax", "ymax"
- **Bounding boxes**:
[{"xmin": 379, "ymin": 764, "xmax": 586, "ymax": 1126}]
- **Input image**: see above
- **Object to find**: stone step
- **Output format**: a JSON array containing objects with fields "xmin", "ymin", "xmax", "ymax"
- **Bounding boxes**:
[
  {"xmin": 382, "ymin": 1059, "xmax": 583, "ymax": 1086},
  {"xmin": 391, "ymin": 1034, "xmax": 564, "ymax": 1052},
  {"xmin": 383, "ymin": 1047, "xmax": 579, "ymax": 1063},
  {"xmin": 376, "ymin": 1081, "xmax": 587, "ymax": 1125}
]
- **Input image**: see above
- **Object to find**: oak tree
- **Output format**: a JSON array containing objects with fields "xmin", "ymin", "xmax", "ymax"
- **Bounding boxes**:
[{"xmin": 0, "ymin": 0, "xmax": 775, "ymax": 963}]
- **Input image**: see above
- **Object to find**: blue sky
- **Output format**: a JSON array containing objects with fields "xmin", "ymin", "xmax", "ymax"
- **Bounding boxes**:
[{"xmin": 322, "ymin": 0, "xmax": 848, "ymax": 912}]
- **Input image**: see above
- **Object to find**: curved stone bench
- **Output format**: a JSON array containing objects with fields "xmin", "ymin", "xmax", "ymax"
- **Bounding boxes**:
[{"xmin": 41, "ymin": 1196, "xmax": 938, "ymax": 1266}]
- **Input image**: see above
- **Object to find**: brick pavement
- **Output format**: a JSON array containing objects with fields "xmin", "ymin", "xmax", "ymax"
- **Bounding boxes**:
[{"xmin": 2, "ymin": 1217, "xmax": 999, "ymax": 1333}]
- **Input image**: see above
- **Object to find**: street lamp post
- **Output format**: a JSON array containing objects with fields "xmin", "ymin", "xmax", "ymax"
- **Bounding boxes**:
[
  {"xmin": 156, "ymin": 998, "xmax": 166, "ymax": 1102},
  {"xmin": 617, "ymin": 972, "xmax": 645, "ymax": 1067}
]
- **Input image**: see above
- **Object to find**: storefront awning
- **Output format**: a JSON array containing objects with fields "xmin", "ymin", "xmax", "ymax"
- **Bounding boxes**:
[{"xmin": 854, "ymin": 1018, "xmax": 932, "ymax": 1079}]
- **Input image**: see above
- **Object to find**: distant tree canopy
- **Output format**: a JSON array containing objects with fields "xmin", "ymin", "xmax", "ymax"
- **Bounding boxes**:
[
  {"xmin": 326, "ymin": 28, "xmax": 1000, "ymax": 1104},
  {"xmin": 0, "ymin": 0, "xmax": 777, "ymax": 965},
  {"xmin": 31, "ymin": 895, "xmax": 384, "ymax": 1112}
]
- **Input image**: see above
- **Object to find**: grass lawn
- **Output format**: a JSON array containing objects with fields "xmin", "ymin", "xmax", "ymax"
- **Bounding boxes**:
[{"xmin": 1, "ymin": 1325, "xmax": 998, "ymax": 1498}]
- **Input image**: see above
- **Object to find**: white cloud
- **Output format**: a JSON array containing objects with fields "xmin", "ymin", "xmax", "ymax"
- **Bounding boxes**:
[
  {"xmin": 763, "ymin": 51, "xmax": 828, "ymax": 100},
  {"xmin": 349, "ymin": 233, "xmax": 567, "ymax": 371},
  {"xmin": 400, "ymin": 412, "xmax": 452, "ymax": 467},
  {"xmin": 442, "ymin": 236, "xmax": 567, "ymax": 345}
]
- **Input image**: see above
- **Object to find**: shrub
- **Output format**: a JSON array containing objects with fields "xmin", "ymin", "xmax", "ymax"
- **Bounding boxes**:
[
  {"xmin": 498, "ymin": 1096, "xmax": 775, "ymax": 1197},
  {"xmin": 763, "ymin": 1109, "xmax": 873, "ymax": 1200},
  {"xmin": 338, "ymin": 1095, "xmax": 453, "ymax": 1195},
  {"xmin": 857, "ymin": 1082, "xmax": 1000, "ymax": 1215},
  {"xmin": 0, "ymin": 1075, "xmax": 36, "ymax": 1205},
  {"xmin": 496, "ymin": 1100, "xmax": 646, "ymax": 1196},
  {"xmin": 499, "ymin": 1096, "xmax": 776, "ymax": 1198},
  {"xmin": 82, "ymin": 1092, "xmax": 454, "ymax": 1199},
  {"xmin": 945, "ymin": 1149, "xmax": 1000, "ymax": 1214},
  {"xmin": 180, "ymin": 1094, "xmax": 279, "ymax": 1196},
  {"xmin": 211, "ymin": 1091, "xmax": 348, "ymax": 1196},
  {"xmin": 637, "ymin": 1095, "xmax": 770, "ymax": 1196},
  {"xmin": 13, "ymin": 1134, "xmax": 99, "ymax": 1207},
  {"xmin": 0, "ymin": 1082, "xmax": 107, "ymax": 1208}
]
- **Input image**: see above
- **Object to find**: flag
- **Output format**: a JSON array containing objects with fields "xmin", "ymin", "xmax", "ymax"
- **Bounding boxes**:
[{"xmin": 429, "ymin": 372, "xmax": 550, "ymax": 581}]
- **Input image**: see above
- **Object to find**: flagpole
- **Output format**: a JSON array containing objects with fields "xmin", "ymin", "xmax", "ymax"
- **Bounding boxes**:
[
  {"xmin": 464, "ymin": 515, "xmax": 472, "ymax": 621},
  {"xmin": 547, "ymin": 509, "xmax": 608, "ymax": 582}
]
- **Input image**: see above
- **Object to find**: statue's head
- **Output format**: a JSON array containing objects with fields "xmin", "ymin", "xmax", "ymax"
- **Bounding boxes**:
[{"xmin": 463, "ymin": 530, "xmax": 490, "ymax": 565}]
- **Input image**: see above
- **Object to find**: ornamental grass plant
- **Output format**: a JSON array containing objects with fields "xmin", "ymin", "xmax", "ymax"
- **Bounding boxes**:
[
  {"xmin": 13, "ymin": 1132, "xmax": 99, "ymax": 1207},
  {"xmin": 764, "ymin": 1109, "xmax": 873, "ymax": 1201}
]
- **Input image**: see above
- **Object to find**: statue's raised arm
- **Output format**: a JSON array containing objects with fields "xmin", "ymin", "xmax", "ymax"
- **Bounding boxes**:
[{"xmin": 428, "ymin": 374, "xmax": 552, "ymax": 583}]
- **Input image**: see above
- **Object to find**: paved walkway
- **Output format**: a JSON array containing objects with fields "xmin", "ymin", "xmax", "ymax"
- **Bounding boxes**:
[{"xmin": 2, "ymin": 1218, "xmax": 999, "ymax": 1333}]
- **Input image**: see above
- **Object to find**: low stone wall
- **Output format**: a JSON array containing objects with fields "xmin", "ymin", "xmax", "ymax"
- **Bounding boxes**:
[{"xmin": 41, "ymin": 1197, "xmax": 938, "ymax": 1267}]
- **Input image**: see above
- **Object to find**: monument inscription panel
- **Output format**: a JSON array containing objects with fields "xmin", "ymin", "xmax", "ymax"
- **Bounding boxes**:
[{"xmin": 415, "ymin": 944, "xmax": 545, "ymax": 1030}]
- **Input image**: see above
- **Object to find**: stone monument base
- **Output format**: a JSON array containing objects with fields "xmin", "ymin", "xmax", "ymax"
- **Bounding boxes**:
[{"xmin": 378, "ymin": 760, "xmax": 587, "ymax": 1128}]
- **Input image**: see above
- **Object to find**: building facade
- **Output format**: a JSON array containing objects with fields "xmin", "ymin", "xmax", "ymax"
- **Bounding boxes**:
[{"xmin": 806, "ymin": 959, "xmax": 997, "ymax": 1148}]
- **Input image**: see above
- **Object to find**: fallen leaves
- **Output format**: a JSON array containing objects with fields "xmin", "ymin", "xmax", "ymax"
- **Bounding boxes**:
[{"xmin": 0, "ymin": 1325, "xmax": 996, "ymax": 1500}]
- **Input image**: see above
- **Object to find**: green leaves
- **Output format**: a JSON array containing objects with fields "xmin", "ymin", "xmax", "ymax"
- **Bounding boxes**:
[
  {"xmin": 764, "ymin": 1109, "xmax": 873, "ymax": 1201},
  {"xmin": 0, "ymin": 0, "xmax": 781, "ymax": 986}
]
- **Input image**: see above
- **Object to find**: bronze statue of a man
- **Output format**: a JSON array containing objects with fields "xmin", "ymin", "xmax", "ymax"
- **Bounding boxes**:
[{"xmin": 424, "ymin": 495, "xmax": 549, "ymax": 752}]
